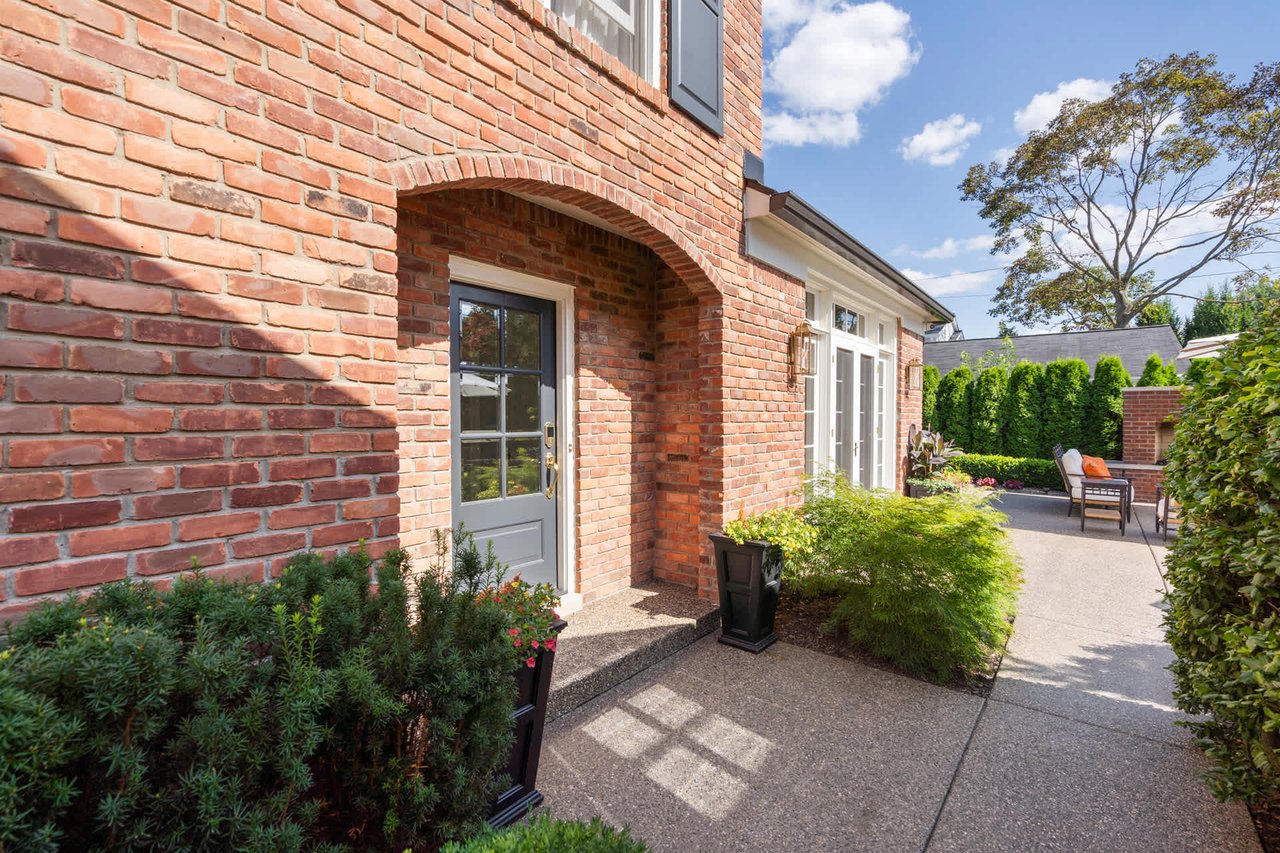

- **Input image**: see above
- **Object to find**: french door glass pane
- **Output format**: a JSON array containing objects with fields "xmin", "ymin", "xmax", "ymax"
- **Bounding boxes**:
[
  {"xmin": 835, "ymin": 349, "xmax": 854, "ymax": 480},
  {"xmin": 505, "ymin": 374, "xmax": 540, "ymax": 432},
  {"xmin": 459, "ymin": 372, "xmax": 500, "ymax": 432},
  {"xmin": 459, "ymin": 302, "xmax": 500, "ymax": 367},
  {"xmin": 505, "ymin": 308, "xmax": 541, "ymax": 370},
  {"xmin": 461, "ymin": 439, "xmax": 501, "ymax": 502},
  {"xmin": 507, "ymin": 437, "xmax": 541, "ymax": 497}
]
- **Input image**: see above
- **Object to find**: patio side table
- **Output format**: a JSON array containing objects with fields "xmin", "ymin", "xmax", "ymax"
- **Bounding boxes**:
[{"xmin": 1080, "ymin": 478, "xmax": 1130, "ymax": 534}]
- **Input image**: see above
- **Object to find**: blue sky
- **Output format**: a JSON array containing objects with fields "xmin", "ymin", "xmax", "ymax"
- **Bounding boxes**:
[{"xmin": 761, "ymin": 0, "xmax": 1280, "ymax": 338}]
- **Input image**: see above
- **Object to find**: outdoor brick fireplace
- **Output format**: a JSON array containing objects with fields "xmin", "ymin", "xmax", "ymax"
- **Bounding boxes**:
[{"xmin": 1120, "ymin": 386, "xmax": 1185, "ymax": 501}]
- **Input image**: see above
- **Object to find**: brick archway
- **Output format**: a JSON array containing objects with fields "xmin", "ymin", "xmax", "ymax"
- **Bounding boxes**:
[
  {"xmin": 390, "ymin": 155, "xmax": 728, "ymax": 601},
  {"xmin": 387, "ymin": 154, "xmax": 725, "ymax": 301}
]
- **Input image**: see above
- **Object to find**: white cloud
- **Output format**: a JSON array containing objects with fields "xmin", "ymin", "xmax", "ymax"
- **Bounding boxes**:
[
  {"xmin": 914, "ymin": 235, "xmax": 994, "ymax": 259},
  {"xmin": 764, "ymin": 1, "xmax": 920, "ymax": 147},
  {"xmin": 1013, "ymin": 78, "xmax": 1112, "ymax": 135},
  {"xmin": 899, "ymin": 114, "xmax": 982, "ymax": 166},
  {"xmin": 900, "ymin": 267, "xmax": 997, "ymax": 297}
]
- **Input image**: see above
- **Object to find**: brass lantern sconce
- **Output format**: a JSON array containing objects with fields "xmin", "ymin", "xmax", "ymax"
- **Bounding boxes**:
[
  {"xmin": 907, "ymin": 359, "xmax": 923, "ymax": 390},
  {"xmin": 790, "ymin": 321, "xmax": 816, "ymax": 380}
]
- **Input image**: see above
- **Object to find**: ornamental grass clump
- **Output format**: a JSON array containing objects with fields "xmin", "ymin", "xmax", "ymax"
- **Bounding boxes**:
[
  {"xmin": 0, "ymin": 538, "xmax": 526, "ymax": 852},
  {"xmin": 799, "ymin": 473, "xmax": 1021, "ymax": 683},
  {"xmin": 1163, "ymin": 302, "xmax": 1280, "ymax": 802}
]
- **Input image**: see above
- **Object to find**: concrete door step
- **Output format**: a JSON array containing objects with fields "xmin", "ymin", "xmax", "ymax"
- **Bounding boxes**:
[{"xmin": 547, "ymin": 580, "xmax": 720, "ymax": 721}]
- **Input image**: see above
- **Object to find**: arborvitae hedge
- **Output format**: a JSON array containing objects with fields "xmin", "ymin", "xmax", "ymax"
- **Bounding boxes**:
[
  {"xmin": 1001, "ymin": 361, "xmax": 1044, "ymax": 458},
  {"xmin": 934, "ymin": 365, "xmax": 973, "ymax": 450},
  {"xmin": 1137, "ymin": 352, "xmax": 1181, "ymax": 387},
  {"xmin": 969, "ymin": 366, "xmax": 1007, "ymax": 455},
  {"xmin": 1041, "ymin": 358, "xmax": 1090, "ymax": 453},
  {"xmin": 1083, "ymin": 355, "xmax": 1131, "ymax": 459},
  {"xmin": 921, "ymin": 364, "xmax": 941, "ymax": 430}
]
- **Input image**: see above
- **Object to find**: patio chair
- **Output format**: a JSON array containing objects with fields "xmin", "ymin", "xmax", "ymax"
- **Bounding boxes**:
[
  {"xmin": 1155, "ymin": 483, "xmax": 1182, "ymax": 540},
  {"xmin": 1052, "ymin": 444, "xmax": 1134, "ymax": 526}
]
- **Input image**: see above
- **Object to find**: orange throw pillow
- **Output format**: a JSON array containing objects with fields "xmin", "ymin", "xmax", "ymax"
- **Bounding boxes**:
[{"xmin": 1081, "ymin": 455, "xmax": 1111, "ymax": 478}]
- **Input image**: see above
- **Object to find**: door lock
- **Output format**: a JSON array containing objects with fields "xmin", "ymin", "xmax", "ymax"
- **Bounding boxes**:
[{"xmin": 543, "ymin": 422, "xmax": 558, "ymax": 498}]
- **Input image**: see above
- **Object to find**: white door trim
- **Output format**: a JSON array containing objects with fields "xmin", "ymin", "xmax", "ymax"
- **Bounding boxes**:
[{"xmin": 448, "ymin": 257, "xmax": 580, "ymax": 611}]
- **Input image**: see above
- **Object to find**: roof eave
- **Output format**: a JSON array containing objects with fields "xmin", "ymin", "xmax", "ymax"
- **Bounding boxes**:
[{"xmin": 766, "ymin": 191, "xmax": 954, "ymax": 323}]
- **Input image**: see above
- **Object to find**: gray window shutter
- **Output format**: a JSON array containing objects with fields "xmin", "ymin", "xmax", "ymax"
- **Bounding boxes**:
[{"xmin": 668, "ymin": 0, "xmax": 723, "ymax": 135}]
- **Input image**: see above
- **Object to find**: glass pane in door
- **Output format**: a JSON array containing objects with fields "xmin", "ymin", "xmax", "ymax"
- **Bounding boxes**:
[
  {"xmin": 835, "ymin": 349, "xmax": 855, "ymax": 481},
  {"xmin": 860, "ymin": 354, "xmax": 874, "ymax": 488}
]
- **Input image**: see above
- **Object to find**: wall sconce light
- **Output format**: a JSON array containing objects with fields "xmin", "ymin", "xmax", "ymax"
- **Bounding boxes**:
[
  {"xmin": 907, "ymin": 359, "xmax": 923, "ymax": 390},
  {"xmin": 790, "ymin": 321, "xmax": 816, "ymax": 379}
]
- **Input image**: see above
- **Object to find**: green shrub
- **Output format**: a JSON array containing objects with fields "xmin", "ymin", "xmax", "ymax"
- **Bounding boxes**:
[
  {"xmin": 921, "ymin": 364, "xmax": 941, "ymax": 430},
  {"xmin": 1137, "ymin": 352, "xmax": 1181, "ymax": 386},
  {"xmin": 1183, "ymin": 358, "xmax": 1213, "ymax": 385},
  {"xmin": 969, "ymin": 366, "xmax": 1007, "ymax": 455},
  {"xmin": 1083, "ymin": 355, "xmax": 1131, "ymax": 458},
  {"xmin": 1041, "ymin": 358, "xmax": 1090, "ymax": 451},
  {"xmin": 948, "ymin": 453, "xmax": 1061, "ymax": 490},
  {"xmin": 1164, "ymin": 306, "xmax": 1280, "ymax": 802},
  {"xmin": 0, "ymin": 537, "xmax": 524, "ymax": 851},
  {"xmin": 1001, "ymin": 361, "xmax": 1045, "ymax": 458},
  {"xmin": 724, "ymin": 507, "xmax": 817, "ymax": 573},
  {"xmin": 443, "ymin": 814, "xmax": 647, "ymax": 853},
  {"xmin": 934, "ymin": 365, "xmax": 974, "ymax": 450},
  {"xmin": 799, "ymin": 474, "xmax": 1021, "ymax": 682}
]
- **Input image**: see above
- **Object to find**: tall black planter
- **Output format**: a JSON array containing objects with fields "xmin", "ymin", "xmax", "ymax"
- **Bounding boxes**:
[
  {"xmin": 709, "ymin": 533, "xmax": 780, "ymax": 653},
  {"xmin": 488, "ymin": 618, "xmax": 567, "ymax": 829}
]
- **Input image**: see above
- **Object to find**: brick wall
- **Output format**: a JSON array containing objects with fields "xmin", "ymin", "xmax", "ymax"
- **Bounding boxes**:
[
  {"xmin": 0, "ymin": 0, "xmax": 808, "ymax": 616},
  {"xmin": 896, "ymin": 323, "xmax": 923, "ymax": 492},
  {"xmin": 1122, "ymin": 387, "xmax": 1184, "ymax": 465}
]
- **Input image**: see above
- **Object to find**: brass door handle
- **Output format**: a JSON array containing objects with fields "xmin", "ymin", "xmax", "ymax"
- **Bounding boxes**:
[{"xmin": 544, "ymin": 451, "xmax": 559, "ymax": 499}]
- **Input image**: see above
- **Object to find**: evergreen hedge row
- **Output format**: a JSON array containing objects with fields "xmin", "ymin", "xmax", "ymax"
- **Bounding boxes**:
[{"xmin": 930, "ymin": 352, "xmax": 1175, "ymax": 461}]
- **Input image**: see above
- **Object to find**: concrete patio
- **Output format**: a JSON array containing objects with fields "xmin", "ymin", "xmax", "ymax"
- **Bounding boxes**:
[{"xmin": 536, "ymin": 492, "xmax": 1259, "ymax": 852}]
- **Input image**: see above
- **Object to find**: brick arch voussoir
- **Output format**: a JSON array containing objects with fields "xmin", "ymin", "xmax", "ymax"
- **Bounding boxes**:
[{"xmin": 390, "ymin": 154, "xmax": 724, "ymax": 299}]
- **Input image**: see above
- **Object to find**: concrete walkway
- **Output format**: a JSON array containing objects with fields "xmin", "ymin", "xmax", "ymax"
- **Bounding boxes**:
[{"xmin": 537, "ymin": 492, "xmax": 1259, "ymax": 851}]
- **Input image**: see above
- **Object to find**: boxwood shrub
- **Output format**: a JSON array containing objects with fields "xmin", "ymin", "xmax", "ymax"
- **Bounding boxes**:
[
  {"xmin": 948, "ymin": 453, "xmax": 1061, "ymax": 490},
  {"xmin": 1164, "ymin": 304, "xmax": 1280, "ymax": 802},
  {"xmin": 798, "ymin": 473, "xmax": 1021, "ymax": 683},
  {"xmin": 0, "ymin": 539, "xmax": 520, "ymax": 851}
]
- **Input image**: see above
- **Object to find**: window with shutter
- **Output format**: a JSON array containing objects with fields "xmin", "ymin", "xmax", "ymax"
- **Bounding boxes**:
[{"xmin": 668, "ymin": 0, "xmax": 724, "ymax": 135}]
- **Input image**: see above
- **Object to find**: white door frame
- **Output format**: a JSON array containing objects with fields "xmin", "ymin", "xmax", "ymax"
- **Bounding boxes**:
[{"xmin": 448, "ymin": 257, "xmax": 580, "ymax": 611}]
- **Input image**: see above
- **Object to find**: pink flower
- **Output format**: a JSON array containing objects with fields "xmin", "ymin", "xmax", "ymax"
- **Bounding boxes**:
[
  {"xmin": 526, "ymin": 657, "xmax": 536, "ymax": 668},
  {"xmin": 545, "ymin": 639, "xmax": 556, "ymax": 652},
  {"xmin": 507, "ymin": 628, "xmax": 519, "ymax": 637},
  {"xmin": 531, "ymin": 640, "xmax": 539, "ymax": 649},
  {"xmin": 513, "ymin": 639, "xmax": 522, "ymax": 647}
]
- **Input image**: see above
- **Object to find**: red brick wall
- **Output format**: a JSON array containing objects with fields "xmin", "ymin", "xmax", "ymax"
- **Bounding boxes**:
[
  {"xmin": 1122, "ymin": 387, "xmax": 1184, "ymax": 465},
  {"xmin": 0, "ymin": 0, "xmax": 809, "ymax": 616},
  {"xmin": 896, "ymin": 324, "xmax": 923, "ymax": 492}
]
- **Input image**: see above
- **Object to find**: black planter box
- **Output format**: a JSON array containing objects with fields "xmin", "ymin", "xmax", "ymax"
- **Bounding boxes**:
[
  {"xmin": 907, "ymin": 483, "xmax": 929, "ymax": 498},
  {"xmin": 709, "ymin": 533, "xmax": 780, "ymax": 653},
  {"xmin": 488, "ymin": 618, "xmax": 567, "ymax": 829}
]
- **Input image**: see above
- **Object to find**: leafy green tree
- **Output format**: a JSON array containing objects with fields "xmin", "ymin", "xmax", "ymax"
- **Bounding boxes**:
[
  {"xmin": 962, "ymin": 53, "xmax": 1280, "ymax": 330},
  {"xmin": 970, "ymin": 366, "xmax": 1008, "ymax": 455},
  {"xmin": 1001, "ymin": 361, "xmax": 1045, "ymax": 458},
  {"xmin": 997, "ymin": 320, "xmax": 1020, "ymax": 337},
  {"xmin": 1163, "ymin": 304, "xmax": 1280, "ymax": 801},
  {"xmin": 1183, "ymin": 282, "xmax": 1244, "ymax": 341},
  {"xmin": 921, "ymin": 364, "xmax": 941, "ymax": 430},
  {"xmin": 1083, "ymin": 355, "xmax": 1132, "ymax": 458},
  {"xmin": 1041, "ymin": 358, "xmax": 1090, "ymax": 450},
  {"xmin": 1136, "ymin": 298, "xmax": 1183, "ymax": 342},
  {"xmin": 959, "ymin": 336, "xmax": 1018, "ymax": 373},
  {"xmin": 934, "ymin": 366, "xmax": 974, "ymax": 450}
]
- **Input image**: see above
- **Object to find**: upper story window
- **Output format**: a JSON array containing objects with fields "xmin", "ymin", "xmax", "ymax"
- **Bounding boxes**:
[{"xmin": 548, "ymin": 0, "xmax": 658, "ymax": 82}]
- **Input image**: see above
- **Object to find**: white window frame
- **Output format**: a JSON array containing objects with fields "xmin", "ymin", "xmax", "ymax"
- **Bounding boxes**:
[{"xmin": 542, "ymin": 0, "xmax": 659, "ymax": 84}]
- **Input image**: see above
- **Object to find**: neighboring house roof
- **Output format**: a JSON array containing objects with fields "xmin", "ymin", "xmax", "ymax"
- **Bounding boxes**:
[
  {"xmin": 925, "ymin": 321, "xmax": 964, "ymax": 343},
  {"xmin": 1178, "ymin": 333, "xmax": 1240, "ymax": 361},
  {"xmin": 924, "ymin": 325, "xmax": 1183, "ymax": 378}
]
